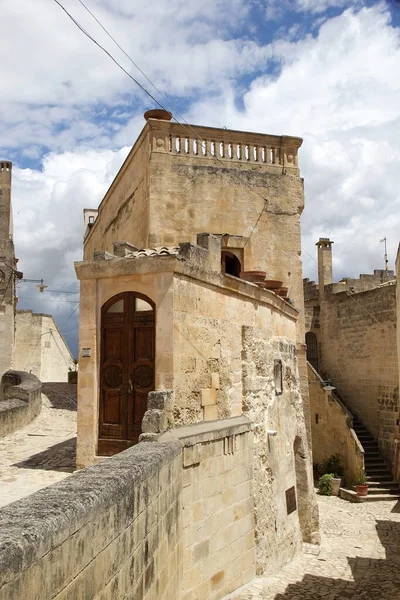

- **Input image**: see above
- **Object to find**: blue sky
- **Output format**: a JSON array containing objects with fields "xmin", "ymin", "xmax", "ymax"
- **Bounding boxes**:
[{"xmin": 1, "ymin": 0, "xmax": 400, "ymax": 357}]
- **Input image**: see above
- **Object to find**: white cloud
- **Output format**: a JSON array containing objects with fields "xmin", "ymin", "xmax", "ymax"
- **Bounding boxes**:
[{"xmin": 2, "ymin": 0, "xmax": 400, "ymax": 352}]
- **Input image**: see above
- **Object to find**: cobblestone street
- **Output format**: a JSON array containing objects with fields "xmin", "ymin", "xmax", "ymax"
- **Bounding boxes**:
[
  {"xmin": 0, "ymin": 383, "xmax": 77, "ymax": 508},
  {"xmin": 226, "ymin": 495, "xmax": 400, "ymax": 600}
]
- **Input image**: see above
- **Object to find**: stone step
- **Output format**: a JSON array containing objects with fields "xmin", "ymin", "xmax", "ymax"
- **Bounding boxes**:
[
  {"xmin": 365, "ymin": 460, "xmax": 387, "ymax": 467},
  {"xmin": 361, "ymin": 493, "xmax": 400, "ymax": 502},
  {"xmin": 366, "ymin": 480, "xmax": 399, "ymax": 487},
  {"xmin": 367, "ymin": 487, "xmax": 400, "ymax": 495}
]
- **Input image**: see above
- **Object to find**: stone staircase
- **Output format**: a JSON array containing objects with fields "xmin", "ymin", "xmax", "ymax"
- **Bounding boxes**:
[{"xmin": 352, "ymin": 416, "xmax": 400, "ymax": 502}]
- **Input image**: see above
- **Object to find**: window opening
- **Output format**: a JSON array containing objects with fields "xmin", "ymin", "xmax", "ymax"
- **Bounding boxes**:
[{"xmin": 221, "ymin": 251, "xmax": 242, "ymax": 277}]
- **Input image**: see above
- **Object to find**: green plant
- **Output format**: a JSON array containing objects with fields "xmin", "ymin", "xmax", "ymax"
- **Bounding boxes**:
[
  {"xmin": 321, "ymin": 454, "xmax": 344, "ymax": 477},
  {"xmin": 355, "ymin": 468, "xmax": 367, "ymax": 485},
  {"xmin": 318, "ymin": 473, "xmax": 334, "ymax": 496}
]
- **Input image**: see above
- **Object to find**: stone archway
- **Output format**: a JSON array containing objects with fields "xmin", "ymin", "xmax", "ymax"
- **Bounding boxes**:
[{"xmin": 98, "ymin": 291, "xmax": 155, "ymax": 456}]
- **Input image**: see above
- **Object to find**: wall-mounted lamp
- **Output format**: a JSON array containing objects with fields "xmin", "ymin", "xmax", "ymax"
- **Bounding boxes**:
[
  {"xmin": 323, "ymin": 385, "xmax": 336, "ymax": 393},
  {"xmin": 267, "ymin": 429, "xmax": 278, "ymax": 437}
]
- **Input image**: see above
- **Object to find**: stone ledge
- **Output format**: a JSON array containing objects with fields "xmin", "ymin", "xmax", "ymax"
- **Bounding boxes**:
[
  {"xmin": 158, "ymin": 415, "xmax": 253, "ymax": 447},
  {"xmin": 0, "ymin": 440, "xmax": 182, "ymax": 588},
  {"xmin": 0, "ymin": 371, "xmax": 42, "ymax": 437}
]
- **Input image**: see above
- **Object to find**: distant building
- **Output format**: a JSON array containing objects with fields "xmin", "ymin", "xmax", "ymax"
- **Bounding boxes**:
[
  {"xmin": 14, "ymin": 309, "xmax": 75, "ymax": 381},
  {"xmin": 0, "ymin": 161, "xmax": 74, "ymax": 382},
  {"xmin": 304, "ymin": 238, "xmax": 398, "ymax": 479}
]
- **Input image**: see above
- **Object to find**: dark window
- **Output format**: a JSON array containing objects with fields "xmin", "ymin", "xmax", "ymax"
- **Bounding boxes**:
[
  {"xmin": 306, "ymin": 331, "xmax": 318, "ymax": 372},
  {"xmin": 221, "ymin": 251, "xmax": 241, "ymax": 277}
]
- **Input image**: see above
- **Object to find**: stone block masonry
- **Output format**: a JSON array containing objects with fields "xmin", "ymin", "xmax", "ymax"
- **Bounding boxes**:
[
  {"xmin": 320, "ymin": 283, "xmax": 398, "ymax": 471},
  {"xmin": 0, "ymin": 417, "xmax": 257, "ymax": 600},
  {"xmin": 0, "ymin": 441, "xmax": 183, "ymax": 600},
  {"xmin": 159, "ymin": 416, "xmax": 255, "ymax": 600}
]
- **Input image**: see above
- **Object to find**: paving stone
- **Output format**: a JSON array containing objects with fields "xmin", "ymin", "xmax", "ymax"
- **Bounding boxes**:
[
  {"xmin": 0, "ymin": 383, "xmax": 77, "ymax": 507},
  {"xmin": 224, "ymin": 495, "xmax": 400, "ymax": 599}
]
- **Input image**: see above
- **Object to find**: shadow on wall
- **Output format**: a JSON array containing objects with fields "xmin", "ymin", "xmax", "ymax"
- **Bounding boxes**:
[
  {"xmin": 12, "ymin": 437, "xmax": 76, "ymax": 473},
  {"xmin": 274, "ymin": 520, "xmax": 400, "ymax": 599},
  {"xmin": 41, "ymin": 382, "xmax": 77, "ymax": 412}
]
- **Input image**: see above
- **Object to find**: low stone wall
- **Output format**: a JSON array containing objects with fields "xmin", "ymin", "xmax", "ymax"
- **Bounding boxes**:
[
  {"xmin": 308, "ymin": 363, "xmax": 364, "ymax": 486},
  {"xmin": 0, "ymin": 417, "xmax": 255, "ymax": 600},
  {"xmin": 0, "ymin": 370, "xmax": 42, "ymax": 437},
  {"xmin": 0, "ymin": 441, "xmax": 182, "ymax": 600},
  {"xmin": 160, "ymin": 416, "xmax": 255, "ymax": 599}
]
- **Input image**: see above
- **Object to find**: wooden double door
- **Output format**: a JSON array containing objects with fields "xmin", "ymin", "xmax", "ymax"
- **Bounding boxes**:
[{"xmin": 98, "ymin": 292, "xmax": 155, "ymax": 456}]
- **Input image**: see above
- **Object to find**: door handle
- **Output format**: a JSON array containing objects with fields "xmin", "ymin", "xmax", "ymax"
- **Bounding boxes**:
[{"xmin": 128, "ymin": 379, "xmax": 133, "ymax": 394}]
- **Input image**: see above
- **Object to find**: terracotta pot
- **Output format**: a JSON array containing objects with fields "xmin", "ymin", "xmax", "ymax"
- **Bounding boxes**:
[
  {"xmin": 144, "ymin": 109, "xmax": 173, "ymax": 121},
  {"xmin": 239, "ymin": 271, "xmax": 266, "ymax": 283},
  {"xmin": 263, "ymin": 279, "xmax": 283, "ymax": 290},
  {"xmin": 276, "ymin": 287, "xmax": 288, "ymax": 297},
  {"xmin": 356, "ymin": 484, "xmax": 369, "ymax": 497}
]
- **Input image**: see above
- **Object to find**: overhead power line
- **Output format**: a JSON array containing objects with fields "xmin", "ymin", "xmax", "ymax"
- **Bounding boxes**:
[
  {"xmin": 53, "ymin": 0, "xmax": 270, "ymax": 244},
  {"xmin": 53, "ymin": 0, "xmax": 165, "ymax": 110}
]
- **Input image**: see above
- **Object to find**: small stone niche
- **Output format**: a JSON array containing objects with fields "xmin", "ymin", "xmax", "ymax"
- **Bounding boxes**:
[{"xmin": 274, "ymin": 359, "xmax": 283, "ymax": 395}]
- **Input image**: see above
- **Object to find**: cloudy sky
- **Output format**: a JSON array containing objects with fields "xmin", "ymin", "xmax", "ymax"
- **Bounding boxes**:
[{"xmin": 1, "ymin": 0, "xmax": 399, "ymax": 356}]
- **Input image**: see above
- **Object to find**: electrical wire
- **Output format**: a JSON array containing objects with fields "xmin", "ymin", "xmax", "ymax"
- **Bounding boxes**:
[
  {"xmin": 14, "ymin": 317, "xmax": 78, "ymax": 342},
  {"xmin": 53, "ymin": 0, "xmax": 270, "ymax": 244},
  {"xmin": 18, "ymin": 296, "xmax": 79, "ymax": 304},
  {"xmin": 53, "ymin": 0, "xmax": 166, "ymax": 111}
]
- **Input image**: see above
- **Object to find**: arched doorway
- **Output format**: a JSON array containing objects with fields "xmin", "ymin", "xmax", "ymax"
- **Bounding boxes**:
[
  {"xmin": 305, "ymin": 331, "xmax": 318, "ymax": 372},
  {"xmin": 98, "ymin": 292, "xmax": 155, "ymax": 456}
]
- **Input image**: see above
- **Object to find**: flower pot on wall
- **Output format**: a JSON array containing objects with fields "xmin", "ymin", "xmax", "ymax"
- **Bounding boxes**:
[
  {"xmin": 263, "ymin": 279, "xmax": 283, "ymax": 290},
  {"xmin": 239, "ymin": 271, "xmax": 266, "ymax": 283}
]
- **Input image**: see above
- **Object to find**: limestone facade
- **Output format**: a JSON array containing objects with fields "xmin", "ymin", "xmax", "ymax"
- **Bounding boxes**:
[
  {"xmin": 75, "ymin": 113, "xmax": 319, "ymax": 578},
  {"xmin": 83, "ymin": 116, "xmax": 311, "ymax": 443},
  {"xmin": 305, "ymin": 238, "xmax": 399, "ymax": 475},
  {"xmin": 13, "ymin": 310, "xmax": 75, "ymax": 381}
]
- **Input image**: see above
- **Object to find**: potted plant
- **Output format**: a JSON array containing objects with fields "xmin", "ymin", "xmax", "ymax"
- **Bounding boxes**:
[
  {"xmin": 355, "ymin": 469, "xmax": 369, "ymax": 497},
  {"xmin": 318, "ymin": 473, "xmax": 334, "ymax": 496},
  {"xmin": 321, "ymin": 454, "xmax": 344, "ymax": 496}
]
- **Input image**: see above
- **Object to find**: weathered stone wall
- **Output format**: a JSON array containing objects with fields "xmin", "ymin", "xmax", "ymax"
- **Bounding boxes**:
[
  {"xmin": 0, "ymin": 161, "xmax": 16, "ymax": 378},
  {"xmin": 160, "ymin": 416, "xmax": 255, "ymax": 599},
  {"xmin": 172, "ymin": 271, "xmax": 297, "ymax": 425},
  {"xmin": 241, "ymin": 328, "xmax": 319, "ymax": 574},
  {"xmin": 0, "ymin": 441, "xmax": 182, "ymax": 600},
  {"xmin": 308, "ymin": 363, "xmax": 364, "ymax": 486},
  {"xmin": 0, "ymin": 370, "xmax": 41, "ymax": 436},
  {"xmin": 0, "ymin": 419, "xmax": 260, "ymax": 600},
  {"xmin": 83, "ymin": 128, "xmax": 150, "ymax": 260},
  {"xmin": 14, "ymin": 310, "xmax": 75, "ymax": 382},
  {"xmin": 320, "ymin": 283, "xmax": 399, "ymax": 470}
]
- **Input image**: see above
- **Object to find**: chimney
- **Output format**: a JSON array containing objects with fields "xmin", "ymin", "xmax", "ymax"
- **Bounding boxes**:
[
  {"xmin": 316, "ymin": 237, "xmax": 333, "ymax": 297},
  {"xmin": 0, "ymin": 161, "xmax": 12, "ymax": 245}
]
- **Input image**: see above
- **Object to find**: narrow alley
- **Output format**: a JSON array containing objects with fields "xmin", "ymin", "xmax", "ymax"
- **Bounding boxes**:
[{"xmin": 226, "ymin": 495, "xmax": 400, "ymax": 599}]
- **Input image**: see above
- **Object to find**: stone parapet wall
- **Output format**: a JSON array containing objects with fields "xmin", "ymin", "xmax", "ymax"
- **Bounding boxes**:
[
  {"xmin": 308, "ymin": 363, "xmax": 364, "ymax": 486},
  {"xmin": 0, "ymin": 370, "xmax": 41, "ymax": 437},
  {"xmin": 160, "ymin": 416, "xmax": 255, "ymax": 599},
  {"xmin": 0, "ymin": 441, "xmax": 182, "ymax": 600}
]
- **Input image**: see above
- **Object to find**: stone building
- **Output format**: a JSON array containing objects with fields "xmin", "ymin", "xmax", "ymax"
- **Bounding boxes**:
[
  {"xmin": 13, "ymin": 309, "xmax": 75, "ymax": 381},
  {"xmin": 75, "ymin": 110, "xmax": 319, "ymax": 583},
  {"xmin": 0, "ymin": 161, "xmax": 19, "ymax": 377},
  {"xmin": 0, "ymin": 161, "xmax": 75, "ymax": 382},
  {"xmin": 305, "ymin": 238, "xmax": 399, "ymax": 480}
]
